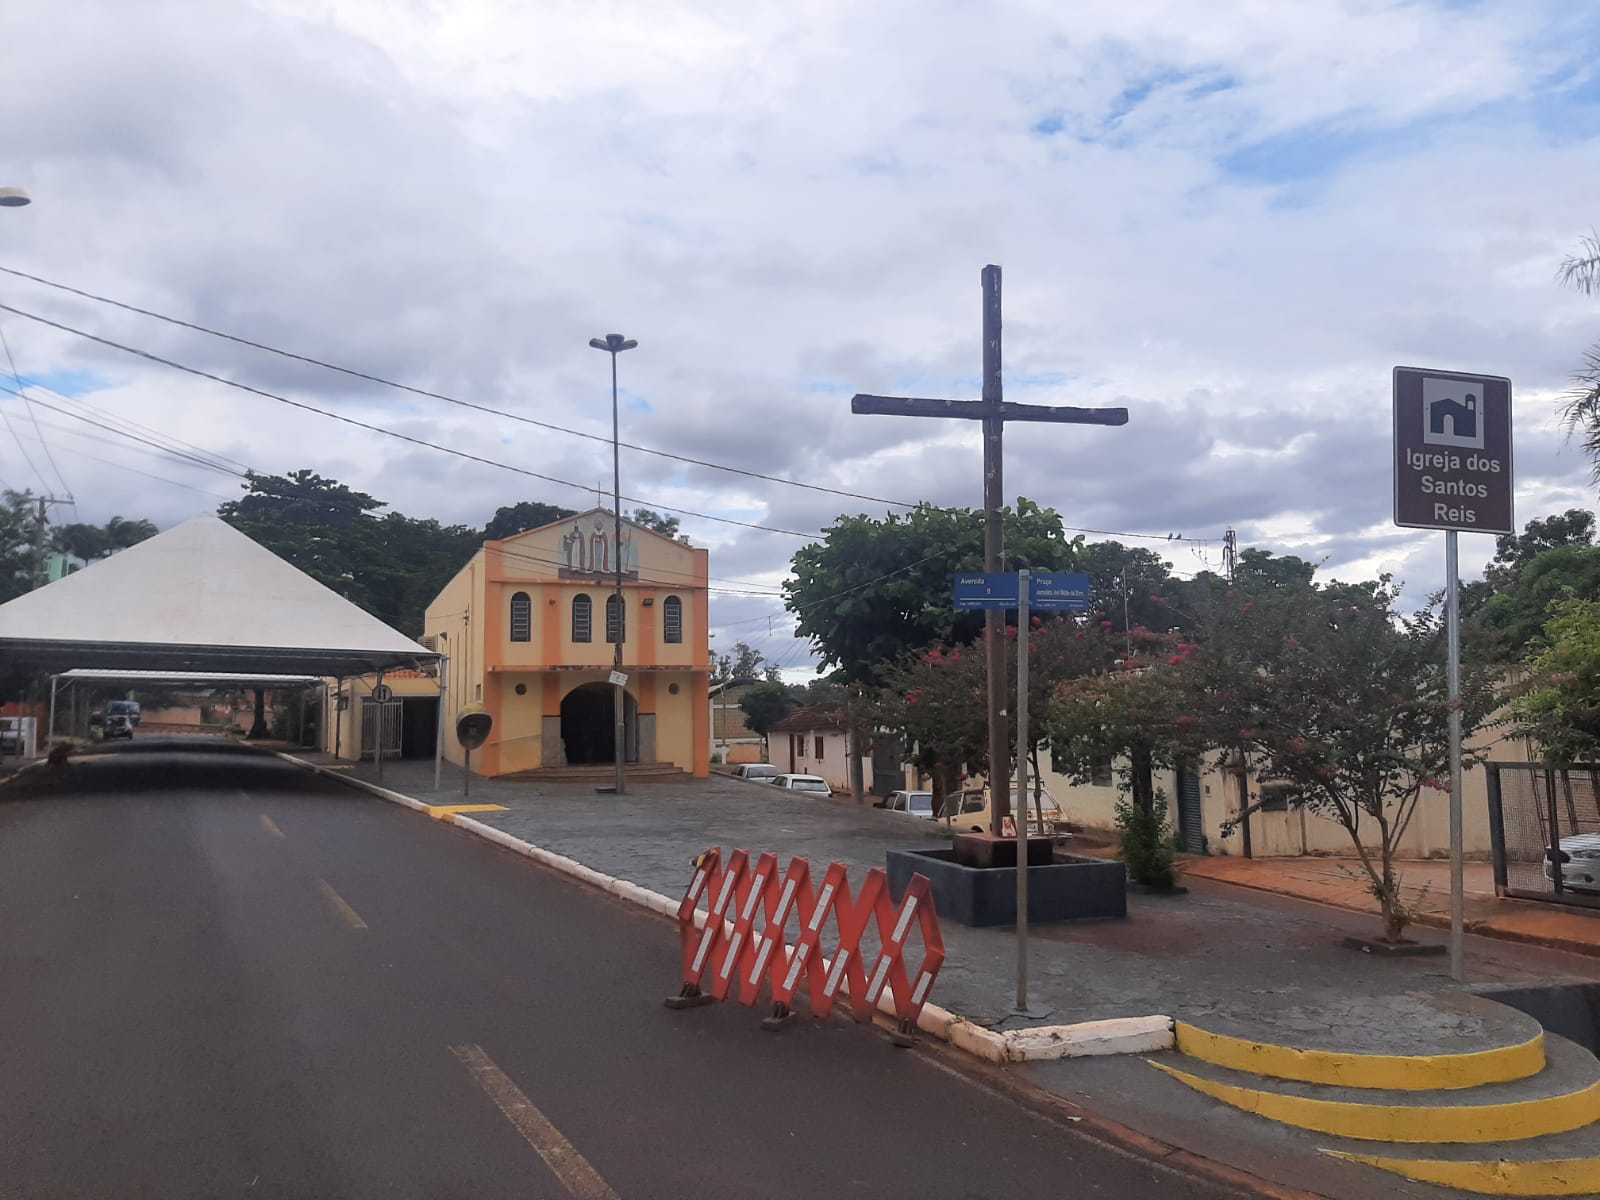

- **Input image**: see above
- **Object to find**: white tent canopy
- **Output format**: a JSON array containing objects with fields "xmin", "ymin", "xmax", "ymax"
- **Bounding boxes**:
[{"xmin": 0, "ymin": 516, "xmax": 437, "ymax": 677}]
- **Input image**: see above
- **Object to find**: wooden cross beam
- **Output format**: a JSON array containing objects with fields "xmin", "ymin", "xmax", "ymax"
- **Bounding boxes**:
[{"xmin": 849, "ymin": 265, "xmax": 1128, "ymax": 831}]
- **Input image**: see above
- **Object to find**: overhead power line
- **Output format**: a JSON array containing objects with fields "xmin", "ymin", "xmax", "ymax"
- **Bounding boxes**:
[
  {"xmin": 0, "ymin": 321, "xmax": 72, "ymax": 502},
  {"xmin": 0, "ymin": 264, "xmax": 914, "ymax": 511},
  {"xmin": 0, "ymin": 265, "xmax": 1221, "ymax": 546},
  {"xmin": 0, "ymin": 302, "xmax": 816, "ymax": 540}
]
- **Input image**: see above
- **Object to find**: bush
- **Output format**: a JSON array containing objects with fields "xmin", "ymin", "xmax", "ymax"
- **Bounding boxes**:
[
  {"xmin": 710, "ymin": 752, "xmax": 724, "ymax": 765},
  {"xmin": 1115, "ymin": 789, "xmax": 1176, "ymax": 887}
]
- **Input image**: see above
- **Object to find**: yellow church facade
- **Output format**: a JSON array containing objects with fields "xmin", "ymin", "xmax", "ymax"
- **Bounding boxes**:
[{"xmin": 424, "ymin": 510, "xmax": 711, "ymax": 779}]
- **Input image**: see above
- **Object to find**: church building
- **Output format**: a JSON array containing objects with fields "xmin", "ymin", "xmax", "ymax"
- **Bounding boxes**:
[{"xmin": 424, "ymin": 509, "xmax": 710, "ymax": 779}]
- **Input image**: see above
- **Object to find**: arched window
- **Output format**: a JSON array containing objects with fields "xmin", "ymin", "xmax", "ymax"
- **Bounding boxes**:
[
  {"xmin": 606, "ymin": 594, "xmax": 626, "ymax": 644},
  {"xmin": 509, "ymin": 591, "xmax": 532, "ymax": 642},
  {"xmin": 663, "ymin": 595, "xmax": 683, "ymax": 643},
  {"xmin": 572, "ymin": 594, "xmax": 593, "ymax": 643}
]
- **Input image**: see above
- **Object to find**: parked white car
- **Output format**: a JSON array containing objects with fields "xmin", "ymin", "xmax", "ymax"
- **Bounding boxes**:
[
  {"xmin": 772, "ymin": 774, "xmax": 833, "ymax": 797},
  {"xmin": 731, "ymin": 763, "xmax": 781, "ymax": 783},
  {"xmin": 878, "ymin": 790, "xmax": 936, "ymax": 819},
  {"xmin": 1544, "ymin": 833, "xmax": 1600, "ymax": 893}
]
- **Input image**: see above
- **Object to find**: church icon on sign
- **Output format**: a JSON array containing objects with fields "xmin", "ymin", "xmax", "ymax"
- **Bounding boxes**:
[{"xmin": 1422, "ymin": 377, "xmax": 1484, "ymax": 450}]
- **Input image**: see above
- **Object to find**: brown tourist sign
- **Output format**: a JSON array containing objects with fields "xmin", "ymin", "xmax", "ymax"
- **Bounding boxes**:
[{"xmin": 1392, "ymin": 366, "xmax": 1514, "ymax": 535}]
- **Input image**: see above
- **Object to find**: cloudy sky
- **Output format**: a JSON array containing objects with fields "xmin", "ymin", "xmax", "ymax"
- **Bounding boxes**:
[{"xmin": 3, "ymin": 0, "xmax": 1598, "ymax": 670}]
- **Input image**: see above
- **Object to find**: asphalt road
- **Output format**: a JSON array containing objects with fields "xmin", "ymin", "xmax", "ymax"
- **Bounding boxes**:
[{"xmin": 0, "ymin": 741, "xmax": 1238, "ymax": 1199}]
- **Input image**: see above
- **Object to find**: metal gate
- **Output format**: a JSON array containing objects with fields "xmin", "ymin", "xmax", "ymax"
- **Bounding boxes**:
[
  {"xmin": 360, "ymin": 699, "xmax": 402, "ymax": 760},
  {"xmin": 1175, "ymin": 766, "xmax": 1205, "ymax": 854},
  {"xmin": 1486, "ymin": 762, "xmax": 1600, "ymax": 911}
]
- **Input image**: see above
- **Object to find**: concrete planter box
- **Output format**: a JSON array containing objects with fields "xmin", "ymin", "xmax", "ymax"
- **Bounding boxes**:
[{"xmin": 886, "ymin": 848, "xmax": 1126, "ymax": 928}]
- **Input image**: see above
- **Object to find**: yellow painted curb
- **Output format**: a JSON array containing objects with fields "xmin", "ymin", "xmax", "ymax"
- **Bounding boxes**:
[
  {"xmin": 1324, "ymin": 1150, "xmax": 1600, "ymax": 1196},
  {"xmin": 1174, "ymin": 1021, "xmax": 1546, "ymax": 1090},
  {"xmin": 1151, "ymin": 1061, "xmax": 1600, "ymax": 1144},
  {"xmin": 427, "ymin": 804, "xmax": 509, "ymax": 822}
]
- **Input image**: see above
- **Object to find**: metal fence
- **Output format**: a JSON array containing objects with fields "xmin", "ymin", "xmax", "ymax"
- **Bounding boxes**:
[
  {"xmin": 360, "ymin": 699, "xmax": 403, "ymax": 761},
  {"xmin": 1486, "ymin": 762, "xmax": 1600, "ymax": 911}
]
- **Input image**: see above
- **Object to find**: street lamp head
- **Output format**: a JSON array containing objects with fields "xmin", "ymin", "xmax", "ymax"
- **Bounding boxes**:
[
  {"xmin": 0, "ymin": 187, "xmax": 32, "ymax": 208},
  {"xmin": 589, "ymin": 333, "xmax": 637, "ymax": 354}
]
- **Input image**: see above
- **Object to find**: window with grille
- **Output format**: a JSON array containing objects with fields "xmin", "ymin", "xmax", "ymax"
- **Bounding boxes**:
[
  {"xmin": 509, "ymin": 592, "xmax": 532, "ymax": 642},
  {"xmin": 663, "ymin": 595, "xmax": 683, "ymax": 643},
  {"xmin": 606, "ymin": 594, "xmax": 625, "ymax": 644},
  {"xmin": 572, "ymin": 594, "xmax": 592, "ymax": 643},
  {"xmin": 814, "ymin": 736, "xmax": 825, "ymax": 760}
]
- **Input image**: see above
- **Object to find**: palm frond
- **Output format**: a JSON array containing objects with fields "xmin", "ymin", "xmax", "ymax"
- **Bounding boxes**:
[
  {"xmin": 1560, "ymin": 342, "xmax": 1600, "ymax": 481},
  {"xmin": 1558, "ymin": 231, "xmax": 1600, "ymax": 295}
]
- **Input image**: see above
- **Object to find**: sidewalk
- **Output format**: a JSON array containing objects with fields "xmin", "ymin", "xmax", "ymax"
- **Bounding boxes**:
[
  {"xmin": 1181, "ymin": 855, "xmax": 1600, "ymax": 959},
  {"xmin": 303, "ymin": 756, "xmax": 1600, "ymax": 1200},
  {"xmin": 318, "ymin": 755, "xmax": 1595, "ymax": 1037}
]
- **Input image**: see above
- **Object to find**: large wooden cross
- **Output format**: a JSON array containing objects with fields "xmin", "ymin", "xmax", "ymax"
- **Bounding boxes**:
[{"xmin": 852, "ymin": 265, "xmax": 1128, "ymax": 832}]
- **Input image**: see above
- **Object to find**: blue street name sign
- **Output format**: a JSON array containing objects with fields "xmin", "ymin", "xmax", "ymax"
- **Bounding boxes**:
[
  {"xmin": 1030, "ymin": 571, "xmax": 1091, "ymax": 612},
  {"xmin": 952, "ymin": 572, "xmax": 1093, "ymax": 612},
  {"xmin": 952, "ymin": 573, "xmax": 1018, "ymax": 610}
]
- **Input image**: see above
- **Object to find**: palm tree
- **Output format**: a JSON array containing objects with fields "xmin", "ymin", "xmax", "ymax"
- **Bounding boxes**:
[{"xmin": 1559, "ymin": 233, "xmax": 1600, "ymax": 477}]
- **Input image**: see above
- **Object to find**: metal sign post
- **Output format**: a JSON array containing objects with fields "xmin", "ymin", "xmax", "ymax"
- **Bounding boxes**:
[
  {"xmin": 1015, "ymin": 569, "xmax": 1031, "ymax": 1013},
  {"xmin": 1393, "ymin": 366, "xmax": 1514, "ymax": 983}
]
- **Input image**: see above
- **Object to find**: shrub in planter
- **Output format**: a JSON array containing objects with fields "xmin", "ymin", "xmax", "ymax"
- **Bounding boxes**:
[{"xmin": 1115, "ymin": 788, "xmax": 1175, "ymax": 888}]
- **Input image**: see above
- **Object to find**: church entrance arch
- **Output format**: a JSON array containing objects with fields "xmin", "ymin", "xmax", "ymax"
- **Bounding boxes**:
[{"xmin": 559, "ymin": 682, "xmax": 638, "ymax": 764}]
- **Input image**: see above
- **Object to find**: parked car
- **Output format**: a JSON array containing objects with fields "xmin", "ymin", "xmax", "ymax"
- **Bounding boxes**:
[
  {"xmin": 101, "ymin": 713, "xmax": 134, "ymax": 741},
  {"xmin": 772, "ymin": 774, "xmax": 833, "ymax": 797},
  {"xmin": 732, "ymin": 763, "xmax": 780, "ymax": 783},
  {"xmin": 107, "ymin": 699, "xmax": 141, "ymax": 727},
  {"xmin": 1545, "ymin": 833, "xmax": 1600, "ymax": 893},
  {"xmin": 946, "ymin": 781, "xmax": 1066, "ymax": 837},
  {"xmin": 878, "ymin": 790, "xmax": 936, "ymax": 819}
]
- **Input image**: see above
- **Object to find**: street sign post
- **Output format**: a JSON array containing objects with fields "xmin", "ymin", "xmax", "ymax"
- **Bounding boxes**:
[
  {"xmin": 371, "ymin": 683, "xmax": 393, "ymax": 703},
  {"xmin": 1393, "ymin": 366, "xmax": 1514, "ymax": 984},
  {"xmin": 1029, "ymin": 572, "xmax": 1091, "ymax": 612},
  {"xmin": 952, "ymin": 572, "xmax": 1019, "ymax": 610}
]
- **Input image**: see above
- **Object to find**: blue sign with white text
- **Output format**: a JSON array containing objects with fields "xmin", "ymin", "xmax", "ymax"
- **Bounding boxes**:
[
  {"xmin": 952, "ymin": 573, "xmax": 1019, "ymax": 610},
  {"xmin": 1029, "ymin": 572, "xmax": 1092, "ymax": 612}
]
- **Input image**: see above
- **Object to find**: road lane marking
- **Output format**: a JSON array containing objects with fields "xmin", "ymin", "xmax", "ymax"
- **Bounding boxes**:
[
  {"xmin": 317, "ymin": 879, "xmax": 367, "ymax": 930},
  {"xmin": 450, "ymin": 1043, "xmax": 620, "ymax": 1200},
  {"xmin": 260, "ymin": 814, "xmax": 285, "ymax": 840}
]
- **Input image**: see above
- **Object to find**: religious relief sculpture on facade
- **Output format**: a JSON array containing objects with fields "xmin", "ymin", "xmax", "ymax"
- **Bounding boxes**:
[{"xmin": 559, "ymin": 512, "xmax": 641, "ymax": 580}]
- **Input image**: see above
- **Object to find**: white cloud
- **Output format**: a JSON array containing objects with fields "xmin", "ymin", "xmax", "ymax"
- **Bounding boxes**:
[{"xmin": 2, "ymin": 0, "xmax": 1598, "ymax": 666}]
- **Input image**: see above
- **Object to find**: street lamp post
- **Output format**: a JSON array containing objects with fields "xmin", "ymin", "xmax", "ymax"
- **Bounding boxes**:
[{"xmin": 589, "ymin": 332, "xmax": 638, "ymax": 796}]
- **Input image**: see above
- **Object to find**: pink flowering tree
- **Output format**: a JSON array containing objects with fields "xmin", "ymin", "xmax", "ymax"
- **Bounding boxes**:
[{"xmin": 1178, "ymin": 578, "xmax": 1498, "ymax": 942}]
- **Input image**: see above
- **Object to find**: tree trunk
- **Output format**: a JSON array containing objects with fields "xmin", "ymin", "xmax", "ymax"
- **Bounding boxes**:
[
  {"xmin": 248, "ymin": 688, "xmax": 268, "ymax": 740},
  {"xmin": 848, "ymin": 719, "xmax": 866, "ymax": 805},
  {"xmin": 1129, "ymin": 744, "xmax": 1155, "ymax": 816}
]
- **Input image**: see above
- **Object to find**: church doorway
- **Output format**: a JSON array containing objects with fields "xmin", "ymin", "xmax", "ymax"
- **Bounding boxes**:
[{"xmin": 559, "ymin": 683, "xmax": 639, "ymax": 764}]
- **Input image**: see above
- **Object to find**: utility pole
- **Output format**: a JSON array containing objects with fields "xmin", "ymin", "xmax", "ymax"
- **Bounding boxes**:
[
  {"xmin": 31, "ymin": 495, "xmax": 70, "ymax": 588},
  {"xmin": 1223, "ymin": 527, "xmax": 1237, "ymax": 583}
]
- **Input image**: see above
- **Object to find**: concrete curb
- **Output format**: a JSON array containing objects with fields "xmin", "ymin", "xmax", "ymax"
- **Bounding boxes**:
[{"xmin": 279, "ymin": 753, "xmax": 1175, "ymax": 1064}]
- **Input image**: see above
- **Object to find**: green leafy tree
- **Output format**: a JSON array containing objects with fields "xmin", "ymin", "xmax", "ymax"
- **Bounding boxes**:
[
  {"xmin": 482, "ymin": 501, "xmax": 576, "ymax": 541},
  {"xmin": 784, "ymin": 499, "xmax": 1085, "ymax": 683},
  {"xmin": 1485, "ymin": 509, "xmax": 1595, "ymax": 587},
  {"xmin": 0, "ymin": 489, "xmax": 40, "ymax": 603},
  {"xmin": 218, "ymin": 469, "xmax": 478, "ymax": 636},
  {"xmin": 629, "ymin": 507, "xmax": 688, "ymax": 543},
  {"xmin": 1508, "ymin": 597, "xmax": 1600, "ymax": 765},
  {"xmin": 739, "ymin": 681, "xmax": 799, "ymax": 748},
  {"xmin": 53, "ymin": 516, "xmax": 158, "ymax": 563},
  {"xmin": 1177, "ymin": 579, "xmax": 1499, "ymax": 942},
  {"xmin": 1558, "ymin": 233, "xmax": 1600, "ymax": 475},
  {"xmin": 711, "ymin": 640, "xmax": 773, "ymax": 685},
  {"xmin": 1468, "ymin": 544, "xmax": 1600, "ymax": 662}
]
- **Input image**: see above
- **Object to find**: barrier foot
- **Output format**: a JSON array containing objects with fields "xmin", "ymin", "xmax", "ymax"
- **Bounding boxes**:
[
  {"xmin": 889, "ymin": 1017, "xmax": 918, "ymax": 1049},
  {"xmin": 664, "ymin": 984, "xmax": 715, "ymax": 1010},
  {"xmin": 760, "ymin": 1002, "xmax": 796, "ymax": 1032}
]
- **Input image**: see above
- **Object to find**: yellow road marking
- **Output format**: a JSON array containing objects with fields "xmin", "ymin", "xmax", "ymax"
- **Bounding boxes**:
[
  {"xmin": 1174, "ymin": 1020, "xmax": 1546, "ymax": 1090},
  {"xmin": 451, "ymin": 1043, "xmax": 620, "ymax": 1200},
  {"xmin": 1325, "ymin": 1150, "xmax": 1600, "ymax": 1196},
  {"xmin": 260, "ymin": 814, "xmax": 285, "ymax": 840},
  {"xmin": 1151, "ymin": 1060, "xmax": 1600, "ymax": 1143},
  {"xmin": 317, "ymin": 879, "xmax": 367, "ymax": 930},
  {"xmin": 428, "ymin": 804, "xmax": 509, "ymax": 823}
]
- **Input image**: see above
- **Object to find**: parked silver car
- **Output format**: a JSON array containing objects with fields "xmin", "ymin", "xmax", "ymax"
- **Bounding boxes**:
[
  {"xmin": 1545, "ymin": 833, "xmax": 1600, "ymax": 893},
  {"xmin": 731, "ymin": 763, "xmax": 780, "ymax": 783},
  {"xmin": 878, "ymin": 790, "xmax": 936, "ymax": 819},
  {"xmin": 772, "ymin": 774, "xmax": 832, "ymax": 797}
]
